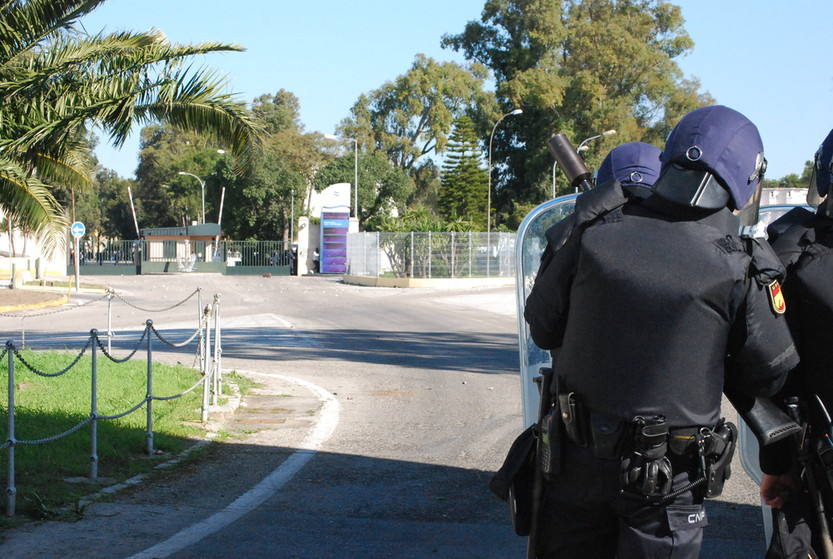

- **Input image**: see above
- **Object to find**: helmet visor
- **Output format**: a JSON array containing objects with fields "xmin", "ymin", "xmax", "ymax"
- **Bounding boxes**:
[
  {"xmin": 807, "ymin": 166, "xmax": 825, "ymax": 206},
  {"xmin": 738, "ymin": 180, "xmax": 763, "ymax": 227}
]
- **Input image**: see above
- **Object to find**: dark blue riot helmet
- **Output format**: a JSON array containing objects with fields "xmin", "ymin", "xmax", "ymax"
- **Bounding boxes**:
[
  {"xmin": 654, "ymin": 106, "xmax": 767, "ymax": 215},
  {"xmin": 807, "ymin": 129, "xmax": 833, "ymax": 217},
  {"xmin": 596, "ymin": 142, "xmax": 662, "ymax": 198}
]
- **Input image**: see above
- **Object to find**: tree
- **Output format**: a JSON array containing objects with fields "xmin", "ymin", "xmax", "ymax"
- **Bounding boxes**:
[
  {"xmin": 439, "ymin": 116, "xmax": 488, "ymax": 228},
  {"xmin": 252, "ymin": 90, "xmax": 304, "ymax": 135},
  {"xmin": 0, "ymin": 0, "xmax": 261, "ymax": 248},
  {"xmin": 133, "ymin": 89, "xmax": 325, "ymax": 241},
  {"xmin": 212, "ymin": 90, "xmax": 326, "ymax": 240},
  {"xmin": 442, "ymin": 0, "xmax": 713, "ymax": 221},
  {"xmin": 337, "ymin": 55, "xmax": 496, "ymax": 212},
  {"xmin": 339, "ymin": 55, "xmax": 494, "ymax": 171},
  {"xmin": 763, "ymin": 161, "xmax": 813, "ymax": 189}
]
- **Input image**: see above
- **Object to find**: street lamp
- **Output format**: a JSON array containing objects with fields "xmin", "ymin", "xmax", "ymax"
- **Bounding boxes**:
[
  {"xmin": 487, "ymin": 108, "xmax": 522, "ymax": 277},
  {"xmin": 177, "ymin": 171, "xmax": 205, "ymax": 224},
  {"xmin": 577, "ymin": 129, "xmax": 616, "ymax": 154},
  {"xmin": 551, "ymin": 160, "xmax": 558, "ymax": 199},
  {"xmin": 487, "ymin": 108, "xmax": 523, "ymax": 236},
  {"xmin": 324, "ymin": 134, "xmax": 358, "ymax": 219}
]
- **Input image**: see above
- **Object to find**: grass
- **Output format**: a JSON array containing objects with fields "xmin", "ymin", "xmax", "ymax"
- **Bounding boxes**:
[
  {"xmin": 223, "ymin": 370, "xmax": 259, "ymax": 395},
  {"xmin": 0, "ymin": 349, "xmax": 207, "ymax": 520}
]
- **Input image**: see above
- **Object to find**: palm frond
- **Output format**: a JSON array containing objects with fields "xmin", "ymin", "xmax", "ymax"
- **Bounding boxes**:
[
  {"xmin": 0, "ymin": 156, "xmax": 63, "ymax": 234},
  {"xmin": 0, "ymin": 0, "xmax": 106, "ymax": 64}
]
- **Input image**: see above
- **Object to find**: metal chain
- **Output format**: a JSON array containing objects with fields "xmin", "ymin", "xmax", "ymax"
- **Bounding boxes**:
[
  {"xmin": 0, "ymin": 293, "xmax": 109, "ymax": 319},
  {"xmin": 97, "ymin": 398, "xmax": 149, "ymax": 421},
  {"xmin": 93, "ymin": 327, "xmax": 148, "ymax": 363},
  {"xmin": 149, "ymin": 323, "xmax": 201, "ymax": 348},
  {"xmin": 16, "ymin": 416, "xmax": 93, "ymax": 446},
  {"xmin": 0, "ymin": 346, "xmax": 6, "ymax": 362},
  {"xmin": 12, "ymin": 338, "xmax": 92, "ymax": 377},
  {"xmin": 112, "ymin": 288, "xmax": 200, "ymax": 314},
  {"xmin": 152, "ymin": 372, "xmax": 208, "ymax": 401}
]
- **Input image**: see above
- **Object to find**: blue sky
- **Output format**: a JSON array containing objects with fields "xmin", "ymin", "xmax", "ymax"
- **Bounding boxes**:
[{"xmin": 81, "ymin": 0, "xmax": 833, "ymax": 181}]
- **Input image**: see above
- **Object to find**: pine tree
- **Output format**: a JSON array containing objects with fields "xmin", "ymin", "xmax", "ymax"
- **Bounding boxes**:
[{"xmin": 439, "ymin": 116, "xmax": 488, "ymax": 229}]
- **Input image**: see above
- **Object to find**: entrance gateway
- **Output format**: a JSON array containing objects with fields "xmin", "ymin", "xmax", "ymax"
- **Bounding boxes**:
[{"xmin": 514, "ymin": 193, "xmax": 807, "ymax": 543}]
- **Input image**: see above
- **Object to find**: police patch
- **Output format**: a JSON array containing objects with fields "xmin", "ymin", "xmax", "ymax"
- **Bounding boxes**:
[{"xmin": 767, "ymin": 280, "xmax": 786, "ymax": 314}]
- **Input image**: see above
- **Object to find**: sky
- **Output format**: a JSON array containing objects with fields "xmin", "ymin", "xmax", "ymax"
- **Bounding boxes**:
[{"xmin": 80, "ymin": 0, "xmax": 833, "ymax": 181}]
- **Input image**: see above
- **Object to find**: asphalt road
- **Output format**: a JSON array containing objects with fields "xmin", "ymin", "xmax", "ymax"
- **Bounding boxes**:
[{"xmin": 0, "ymin": 274, "xmax": 769, "ymax": 558}]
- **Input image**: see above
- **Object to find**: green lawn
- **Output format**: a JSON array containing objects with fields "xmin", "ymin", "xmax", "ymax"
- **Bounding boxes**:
[{"xmin": 0, "ymin": 349, "xmax": 208, "ymax": 520}]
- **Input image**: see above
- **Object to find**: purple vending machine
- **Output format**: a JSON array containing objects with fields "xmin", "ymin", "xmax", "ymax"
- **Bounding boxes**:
[{"xmin": 320, "ymin": 206, "xmax": 349, "ymax": 274}]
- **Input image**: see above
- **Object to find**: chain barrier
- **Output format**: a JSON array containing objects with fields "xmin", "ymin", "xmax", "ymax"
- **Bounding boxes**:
[
  {"xmin": 149, "ymin": 323, "xmax": 201, "ymax": 348},
  {"xmin": 16, "ymin": 417, "xmax": 93, "ymax": 446},
  {"xmin": 93, "ymin": 328, "xmax": 148, "ymax": 363},
  {"xmin": 12, "ymin": 338, "xmax": 92, "ymax": 378},
  {"xmin": 1, "ymin": 290, "xmax": 223, "ymax": 517},
  {"xmin": 152, "ymin": 369, "xmax": 209, "ymax": 402},
  {"xmin": 111, "ymin": 288, "xmax": 200, "ymax": 313},
  {"xmin": 97, "ymin": 398, "xmax": 150, "ymax": 421}
]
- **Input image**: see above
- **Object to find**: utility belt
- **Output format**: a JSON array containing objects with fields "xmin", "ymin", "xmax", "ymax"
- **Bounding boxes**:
[{"xmin": 538, "ymin": 389, "xmax": 737, "ymax": 504}]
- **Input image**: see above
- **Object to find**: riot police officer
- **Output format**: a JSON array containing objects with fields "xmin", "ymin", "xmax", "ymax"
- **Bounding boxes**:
[
  {"xmin": 543, "ymin": 141, "xmax": 662, "ymax": 253},
  {"xmin": 596, "ymin": 141, "xmax": 662, "ymax": 196},
  {"xmin": 759, "ymin": 128, "xmax": 833, "ymax": 556},
  {"xmin": 524, "ymin": 105, "xmax": 798, "ymax": 559}
]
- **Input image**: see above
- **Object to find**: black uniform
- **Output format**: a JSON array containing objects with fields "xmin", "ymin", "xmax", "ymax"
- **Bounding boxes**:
[
  {"xmin": 760, "ymin": 206, "xmax": 833, "ymax": 472},
  {"xmin": 524, "ymin": 182, "xmax": 797, "ymax": 558},
  {"xmin": 768, "ymin": 206, "xmax": 833, "ymax": 409},
  {"xmin": 754, "ymin": 206, "xmax": 833, "ymax": 558}
]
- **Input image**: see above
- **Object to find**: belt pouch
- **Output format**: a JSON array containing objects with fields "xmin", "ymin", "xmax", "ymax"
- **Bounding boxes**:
[
  {"xmin": 589, "ymin": 412, "xmax": 625, "ymax": 459},
  {"xmin": 558, "ymin": 392, "xmax": 587, "ymax": 447},
  {"xmin": 705, "ymin": 422, "xmax": 737, "ymax": 498},
  {"xmin": 539, "ymin": 406, "xmax": 563, "ymax": 478}
]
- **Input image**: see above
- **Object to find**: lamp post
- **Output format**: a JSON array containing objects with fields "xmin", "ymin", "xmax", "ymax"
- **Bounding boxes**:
[
  {"xmin": 324, "ymin": 134, "xmax": 358, "ymax": 219},
  {"xmin": 177, "ymin": 171, "xmax": 205, "ymax": 224},
  {"xmin": 551, "ymin": 160, "xmax": 558, "ymax": 199},
  {"xmin": 577, "ymin": 129, "xmax": 617, "ymax": 154},
  {"xmin": 487, "ymin": 108, "xmax": 522, "ymax": 277}
]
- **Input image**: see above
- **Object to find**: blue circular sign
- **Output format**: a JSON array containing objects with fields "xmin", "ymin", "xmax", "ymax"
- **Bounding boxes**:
[{"xmin": 71, "ymin": 221, "xmax": 86, "ymax": 238}]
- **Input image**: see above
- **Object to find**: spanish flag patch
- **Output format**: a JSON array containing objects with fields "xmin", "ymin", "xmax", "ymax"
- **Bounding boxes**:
[{"xmin": 767, "ymin": 280, "xmax": 786, "ymax": 314}]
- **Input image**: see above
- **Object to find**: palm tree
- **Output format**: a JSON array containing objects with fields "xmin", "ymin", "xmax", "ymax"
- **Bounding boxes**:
[{"xmin": 0, "ymin": 0, "xmax": 261, "ymax": 250}]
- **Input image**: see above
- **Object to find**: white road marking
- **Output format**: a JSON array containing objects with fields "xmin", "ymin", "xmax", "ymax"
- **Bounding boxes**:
[{"xmin": 126, "ymin": 372, "xmax": 339, "ymax": 559}]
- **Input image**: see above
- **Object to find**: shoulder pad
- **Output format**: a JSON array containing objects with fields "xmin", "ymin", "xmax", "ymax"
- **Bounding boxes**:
[
  {"xmin": 766, "ymin": 206, "xmax": 815, "ymax": 244},
  {"xmin": 544, "ymin": 181, "xmax": 628, "ymax": 251},
  {"xmin": 746, "ymin": 237, "xmax": 786, "ymax": 286},
  {"xmin": 573, "ymin": 180, "xmax": 628, "ymax": 224},
  {"xmin": 768, "ymin": 208, "xmax": 830, "ymax": 269}
]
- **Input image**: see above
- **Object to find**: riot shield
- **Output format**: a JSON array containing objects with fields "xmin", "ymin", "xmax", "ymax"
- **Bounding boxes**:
[
  {"xmin": 737, "ymin": 202, "xmax": 811, "ymax": 545},
  {"xmin": 515, "ymin": 194, "xmax": 579, "ymax": 427}
]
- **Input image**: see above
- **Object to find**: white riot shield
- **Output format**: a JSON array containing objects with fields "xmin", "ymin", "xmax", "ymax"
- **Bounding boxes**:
[{"xmin": 515, "ymin": 194, "xmax": 579, "ymax": 427}]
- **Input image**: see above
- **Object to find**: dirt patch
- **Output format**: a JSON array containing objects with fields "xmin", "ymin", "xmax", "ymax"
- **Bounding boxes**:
[{"xmin": 0, "ymin": 289, "xmax": 67, "ymax": 312}]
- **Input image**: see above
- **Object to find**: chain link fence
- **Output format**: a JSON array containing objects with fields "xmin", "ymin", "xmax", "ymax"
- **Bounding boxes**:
[{"xmin": 347, "ymin": 232, "xmax": 515, "ymax": 278}]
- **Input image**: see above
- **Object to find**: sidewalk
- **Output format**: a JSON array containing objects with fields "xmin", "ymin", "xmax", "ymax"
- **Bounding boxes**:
[{"xmin": 0, "ymin": 367, "xmax": 326, "ymax": 559}]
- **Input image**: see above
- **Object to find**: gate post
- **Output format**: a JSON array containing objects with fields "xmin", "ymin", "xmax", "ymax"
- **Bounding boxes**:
[
  {"xmin": 5, "ymin": 343, "xmax": 16, "ymax": 516},
  {"xmin": 89, "ymin": 330, "xmax": 99, "ymax": 479},
  {"xmin": 145, "ymin": 321, "xmax": 154, "ymax": 455}
]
